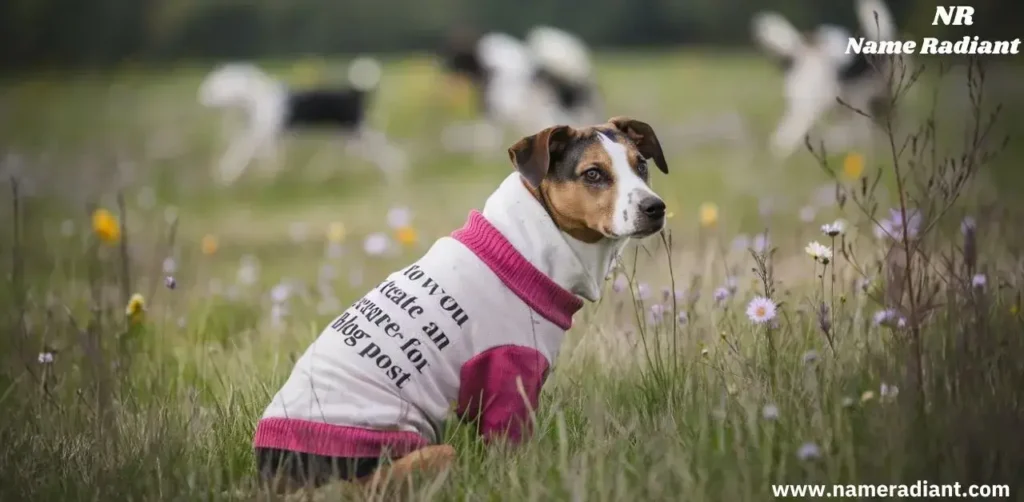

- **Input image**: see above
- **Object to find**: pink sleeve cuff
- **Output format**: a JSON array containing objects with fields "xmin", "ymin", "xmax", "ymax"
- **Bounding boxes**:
[{"xmin": 456, "ymin": 345, "xmax": 550, "ymax": 445}]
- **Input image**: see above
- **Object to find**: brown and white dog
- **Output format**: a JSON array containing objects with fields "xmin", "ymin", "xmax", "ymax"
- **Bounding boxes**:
[{"xmin": 255, "ymin": 117, "xmax": 668, "ymax": 496}]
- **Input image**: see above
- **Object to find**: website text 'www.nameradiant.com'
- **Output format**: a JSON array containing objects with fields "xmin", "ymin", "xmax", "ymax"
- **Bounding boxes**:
[{"xmin": 772, "ymin": 481, "xmax": 1011, "ymax": 498}]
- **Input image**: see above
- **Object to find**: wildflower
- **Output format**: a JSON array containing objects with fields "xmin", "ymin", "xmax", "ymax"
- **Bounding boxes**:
[
  {"xmin": 327, "ymin": 222, "xmax": 347, "ymax": 242},
  {"xmin": 236, "ymin": 255, "xmax": 259, "ymax": 285},
  {"xmin": 897, "ymin": 317, "xmax": 907, "ymax": 328},
  {"xmin": 753, "ymin": 233, "xmax": 770, "ymax": 253},
  {"xmin": 842, "ymin": 152, "xmax": 865, "ymax": 180},
  {"xmin": 38, "ymin": 351, "xmax": 55, "ymax": 364},
  {"xmin": 872, "ymin": 309, "xmax": 896, "ymax": 326},
  {"xmin": 648, "ymin": 304, "xmax": 665, "ymax": 323},
  {"xmin": 805, "ymin": 241, "xmax": 832, "ymax": 263},
  {"xmin": 860, "ymin": 390, "xmax": 875, "ymax": 403},
  {"xmin": 162, "ymin": 257, "xmax": 177, "ymax": 274},
  {"xmin": 363, "ymin": 233, "xmax": 391, "ymax": 256},
  {"xmin": 797, "ymin": 442, "xmax": 822, "ymax": 461},
  {"xmin": 698, "ymin": 202, "xmax": 719, "ymax": 228},
  {"xmin": 125, "ymin": 293, "xmax": 146, "ymax": 323},
  {"xmin": 873, "ymin": 218, "xmax": 895, "ymax": 239},
  {"xmin": 164, "ymin": 276, "xmax": 176, "ymax": 289},
  {"xmin": 745, "ymin": 296, "xmax": 777, "ymax": 324},
  {"xmin": 821, "ymin": 220, "xmax": 846, "ymax": 237},
  {"xmin": 841, "ymin": 396, "xmax": 856, "ymax": 408},
  {"xmin": 661, "ymin": 287, "xmax": 672, "ymax": 303},
  {"xmin": 700, "ymin": 346, "xmax": 709, "ymax": 357},
  {"xmin": 387, "ymin": 206, "xmax": 411, "ymax": 229},
  {"xmin": 91, "ymin": 208, "xmax": 121, "ymax": 243},
  {"xmin": 726, "ymin": 383, "xmax": 738, "ymax": 396},
  {"xmin": 288, "ymin": 222, "xmax": 308, "ymax": 243},
  {"xmin": 677, "ymin": 311, "xmax": 688, "ymax": 325},
  {"xmin": 880, "ymin": 383, "xmax": 899, "ymax": 401},
  {"xmin": 271, "ymin": 283, "xmax": 291, "ymax": 304},
  {"xmin": 731, "ymin": 234, "xmax": 751, "ymax": 252},
  {"xmin": 201, "ymin": 234, "xmax": 219, "ymax": 255},
  {"xmin": 762, "ymin": 403, "xmax": 780, "ymax": 421},
  {"xmin": 395, "ymin": 226, "xmax": 418, "ymax": 247},
  {"xmin": 60, "ymin": 219, "xmax": 75, "ymax": 237},
  {"xmin": 1011, "ymin": 305, "xmax": 1020, "ymax": 316},
  {"xmin": 802, "ymin": 349, "xmax": 819, "ymax": 365},
  {"xmin": 972, "ymin": 273, "xmax": 986, "ymax": 288},
  {"xmin": 961, "ymin": 216, "xmax": 976, "ymax": 235},
  {"xmin": 713, "ymin": 287, "xmax": 730, "ymax": 304},
  {"xmin": 612, "ymin": 275, "xmax": 627, "ymax": 293},
  {"xmin": 636, "ymin": 283, "xmax": 651, "ymax": 300},
  {"xmin": 799, "ymin": 206, "xmax": 816, "ymax": 223}
]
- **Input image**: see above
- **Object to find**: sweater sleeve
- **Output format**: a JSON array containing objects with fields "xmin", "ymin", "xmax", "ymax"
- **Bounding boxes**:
[{"xmin": 456, "ymin": 345, "xmax": 550, "ymax": 445}]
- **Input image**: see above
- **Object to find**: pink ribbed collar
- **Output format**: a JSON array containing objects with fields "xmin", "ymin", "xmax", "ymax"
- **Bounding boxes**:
[{"xmin": 451, "ymin": 210, "xmax": 583, "ymax": 330}]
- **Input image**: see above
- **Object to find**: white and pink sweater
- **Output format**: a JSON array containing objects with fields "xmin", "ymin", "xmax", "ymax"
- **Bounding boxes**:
[{"xmin": 254, "ymin": 190, "xmax": 588, "ymax": 458}]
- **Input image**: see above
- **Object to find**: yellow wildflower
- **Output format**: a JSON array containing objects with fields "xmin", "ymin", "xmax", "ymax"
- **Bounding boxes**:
[
  {"xmin": 395, "ymin": 226, "xmax": 418, "ymax": 247},
  {"xmin": 842, "ymin": 152, "xmax": 865, "ymax": 181},
  {"xmin": 201, "ymin": 234, "xmax": 219, "ymax": 255},
  {"xmin": 698, "ymin": 203, "xmax": 719, "ymax": 228},
  {"xmin": 327, "ymin": 222, "xmax": 347, "ymax": 243},
  {"xmin": 125, "ymin": 293, "xmax": 146, "ymax": 323},
  {"xmin": 1010, "ymin": 305, "xmax": 1019, "ymax": 316},
  {"xmin": 91, "ymin": 208, "xmax": 121, "ymax": 243},
  {"xmin": 860, "ymin": 390, "xmax": 875, "ymax": 403}
]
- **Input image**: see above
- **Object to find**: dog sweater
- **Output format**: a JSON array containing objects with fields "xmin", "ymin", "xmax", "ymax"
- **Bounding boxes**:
[{"xmin": 254, "ymin": 210, "xmax": 584, "ymax": 458}]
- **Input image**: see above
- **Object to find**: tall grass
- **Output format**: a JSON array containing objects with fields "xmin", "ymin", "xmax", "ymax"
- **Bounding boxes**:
[{"xmin": 1, "ymin": 54, "xmax": 1022, "ymax": 501}]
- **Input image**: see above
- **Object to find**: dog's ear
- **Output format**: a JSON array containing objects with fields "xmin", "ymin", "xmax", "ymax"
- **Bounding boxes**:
[
  {"xmin": 508, "ymin": 125, "xmax": 573, "ymax": 189},
  {"xmin": 607, "ymin": 116, "xmax": 668, "ymax": 174}
]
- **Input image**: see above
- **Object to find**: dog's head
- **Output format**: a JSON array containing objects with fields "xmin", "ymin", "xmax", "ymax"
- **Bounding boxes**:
[
  {"xmin": 508, "ymin": 117, "xmax": 669, "ymax": 243},
  {"xmin": 198, "ymin": 63, "xmax": 270, "ymax": 108}
]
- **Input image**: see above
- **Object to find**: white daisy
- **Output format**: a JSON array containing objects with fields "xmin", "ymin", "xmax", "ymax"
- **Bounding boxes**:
[
  {"xmin": 713, "ymin": 287, "xmax": 730, "ymax": 303},
  {"xmin": 872, "ymin": 309, "xmax": 896, "ymax": 326},
  {"xmin": 880, "ymin": 383, "xmax": 899, "ymax": 401},
  {"xmin": 271, "ymin": 283, "xmax": 291, "ymax": 304},
  {"xmin": 821, "ymin": 219, "xmax": 846, "ymax": 237},
  {"xmin": 805, "ymin": 241, "xmax": 832, "ymax": 263},
  {"xmin": 746, "ymin": 296, "xmax": 777, "ymax": 324},
  {"xmin": 38, "ymin": 352, "xmax": 54, "ymax": 364}
]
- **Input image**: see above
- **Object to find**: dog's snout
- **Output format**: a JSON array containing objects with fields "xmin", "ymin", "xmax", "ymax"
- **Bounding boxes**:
[{"xmin": 639, "ymin": 197, "xmax": 666, "ymax": 219}]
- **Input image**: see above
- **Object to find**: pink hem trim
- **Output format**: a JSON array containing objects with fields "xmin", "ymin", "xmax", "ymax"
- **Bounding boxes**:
[
  {"xmin": 253, "ymin": 417, "xmax": 429, "ymax": 458},
  {"xmin": 451, "ymin": 210, "xmax": 583, "ymax": 330}
]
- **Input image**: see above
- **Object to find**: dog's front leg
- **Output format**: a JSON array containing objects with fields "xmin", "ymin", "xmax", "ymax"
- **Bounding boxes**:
[{"xmin": 216, "ymin": 132, "xmax": 259, "ymax": 185}]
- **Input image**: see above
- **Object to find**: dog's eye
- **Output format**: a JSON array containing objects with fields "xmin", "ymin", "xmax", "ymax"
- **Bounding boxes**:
[
  {"xmin": 636, "ymin": 159, "xmax": 648, "ymax": 176},
  {"xmin": 582, "ymin": 168, "xmax": 605, "ymax": 183}
]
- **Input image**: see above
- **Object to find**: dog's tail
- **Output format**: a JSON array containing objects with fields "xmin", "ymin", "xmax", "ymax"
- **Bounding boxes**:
[
  {"xmin": 198, "ymin": 62, "xmax": 273, "ymax": 108},
  {"xmin": 347, "ymin": 56, "xmax": 383, "ymax": 92},
  {"xmin": 525, "ymin": 26, "xmax": 593, "ymax": 85},
  {"xmin": 477, "ymin": 32, "xmax": 535, "ymax": 78},
  {"xmin": 751, "ymin": 12, "xmax": 805, "ymax": 59},
  {"xmin": 856, "ymin": 0, "xmax": 897, "ymax": 40}
]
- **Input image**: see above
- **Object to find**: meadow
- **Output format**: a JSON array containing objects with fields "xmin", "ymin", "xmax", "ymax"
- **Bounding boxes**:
[{"xmin": 1, "ymin": 51, "xmax": 1022, "ymax": 501}]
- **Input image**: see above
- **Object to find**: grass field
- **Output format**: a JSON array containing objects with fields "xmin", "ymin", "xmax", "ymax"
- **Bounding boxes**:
[{"xmin": 1, "ymin": 51, "xmax": 1023, "ymax": 501}]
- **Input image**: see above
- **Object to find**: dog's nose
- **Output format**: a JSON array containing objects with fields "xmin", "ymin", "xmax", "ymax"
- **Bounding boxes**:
[{"xmin": 639, "ymin": 197, "xmax": 666, "ymax": 219}]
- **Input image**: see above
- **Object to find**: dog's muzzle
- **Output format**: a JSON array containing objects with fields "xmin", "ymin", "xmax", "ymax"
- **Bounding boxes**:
[{"xmin": 635, "ymin": 196, "xmax": 666, "ymax": 236}]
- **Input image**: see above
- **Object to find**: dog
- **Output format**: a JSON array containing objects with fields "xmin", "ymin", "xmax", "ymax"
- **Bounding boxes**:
[
  {"xmin": 752, "ymin": 0, "xmax": 906, "ymax": 158},
  {"xmin": 439, "ymin": 26, "xmax": 604, "ymax": 155},
  {"xmin": 253, "ymin": 116, "xmax": 669, "ymax": 493},
  {"xmin": 198, "ymin": 57, "xmax": 406, "ymax": 185}
]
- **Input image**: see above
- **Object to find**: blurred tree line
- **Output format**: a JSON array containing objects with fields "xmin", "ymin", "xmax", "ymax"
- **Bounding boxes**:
[{"xmin": 1, "ymin": 0, "xmax": 1016, "ymax": 72}]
